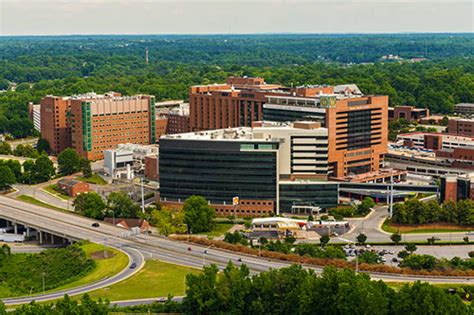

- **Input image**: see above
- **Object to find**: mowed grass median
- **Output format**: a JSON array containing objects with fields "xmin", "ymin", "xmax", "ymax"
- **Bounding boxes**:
[
  {"xmin": 85, "ymin": 260, "xmax": 201, "ymax": 301},
  {"xmin": 54, "ymin": 242, "xmax": 129, "ymax": 291},
  {"xmin": 16, "ymin": 195, "xmax": 68, "ymax": 212}
]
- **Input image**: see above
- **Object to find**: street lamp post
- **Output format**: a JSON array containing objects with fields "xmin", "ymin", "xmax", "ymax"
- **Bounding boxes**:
[
  {"xmin": 389, "ymin": 181, "xmax": 394, "ymax": 219},
  {"xmin": 141, "ymin": 178, "xmax": 145, "ymax": 214},
  {"xmin": 104, "ymin": 238, "xmax": 108, "ymax": 258},
  {"xmin": 355, "ymin": 250, "xmax": 359, "ymax": 274},
  {"xmin": 203, "ymin": 245, "xmax": 212, "ymax": 267},
  {"xmin": 42, "ymin": 272, "xmax": 45, "ymax": 293}
]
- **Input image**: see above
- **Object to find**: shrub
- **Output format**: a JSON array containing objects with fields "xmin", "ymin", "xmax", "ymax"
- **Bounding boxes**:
[
  {"xmin": 358, "ymin": 251, "xmax": 382, "ymax": 264},
  {"xmin": 328, "ymin": 206, "xmax": 355, "ymax": 218},
  {"xmin": 356, "ymin": 233, "xmax": 367, "ymax": 245},
  {"xmin": 400, "ymin": 254, "xmax": 437, "ymax": 271}
]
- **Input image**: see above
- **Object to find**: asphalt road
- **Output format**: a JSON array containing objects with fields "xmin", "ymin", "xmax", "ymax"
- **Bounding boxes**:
[
  {"xmin": 339, "ymin": 205, "xmax": 473, "ymax": 243},
  {"xmin": 9, "ymin": 182, "xmax": 72, "ymax": 210},
  {"xmin": 0, "ymin": 196, "xmax": 472, "ymax": 306}
]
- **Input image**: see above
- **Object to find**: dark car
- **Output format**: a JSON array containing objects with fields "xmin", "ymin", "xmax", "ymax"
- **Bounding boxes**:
[
  {"xmin": 92, "ymin": 223, "xmax": 100, "ymax": 228},
  {"xmin": 130, "ymin": 262, "xmax": 137, "ymax": 269}
]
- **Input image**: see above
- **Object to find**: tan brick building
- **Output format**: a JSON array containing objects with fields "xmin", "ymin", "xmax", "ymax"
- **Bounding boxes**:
[{"xmin": 40, "ymin": 92, "xmax": 156, "ymax": 160}]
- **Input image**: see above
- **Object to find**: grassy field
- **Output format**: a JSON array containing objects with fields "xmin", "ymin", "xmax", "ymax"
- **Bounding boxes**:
[
  {"xmin": 16, "ymin": 195, "xmax": 68, "ymax": 212},
  {"xmin": 197, "ymin": 223, "xmax": 233, "ymax": 237},
  {"xmin": 382, "ymin": 220, "xmax": 473, "ymax": 234},
  {"xmin": 54, "ymin": 243, "xmax": 129, "ymax": 291},
  {"xmin": 76, "ymin": 174, "xmax": 107, "ymax": 185},
  {"xmin": 42, "ymin": 184, "xmax": 70, "ymax": 200},
  {"xmin": 85, "ymin": 260, "xmax": 200, "ymax": 301},
  {"xmin": 0, "ymin": 242, "xmax": 128, "ymax": 299}
]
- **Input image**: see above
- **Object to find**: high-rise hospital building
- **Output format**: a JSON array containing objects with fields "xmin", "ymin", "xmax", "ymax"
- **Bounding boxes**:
[
  {"xmin": 40, "ymin": 92, "xmax": 156, "ymax": 160},
  {"xmin": 189, "ymin": 77, "xmax": 389, "ymax": 182}
]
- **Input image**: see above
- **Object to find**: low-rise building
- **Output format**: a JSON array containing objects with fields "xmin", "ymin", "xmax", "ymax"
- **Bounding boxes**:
[
  {"xmin": 103, "ymin": 148, "xmax": 134, "ymax": 179},
  {"xmin": 440, "ymin": 175, "xmax": 474, "ymax": 203},
  {"xmin": 388, "ymin": 105, "xmax": 429, "ymax": 121},
  {"xmin": 447, "ymin": 118, "xmax": 474, "ymax": 137},
  {"xmin": 57, "ymin": 178, "xmax": 90, "ymax": 197},
  {"xmin": 104, "ymin": 143, "xmax": 158, "ymax": 179},
  {"xmin": 385, "ymin": 144, "xmax": 474, "ymax": 178},
  {"xmin": 454, "ymin": 103, "xmax": 474, "ymax": 115},
  {"xmin": 397, "ymin": 132, "xmax": 474, "ymax": 150},
  {"xmin": 103, "ymin": 218, "xmax": 151, "ymax": 232}
]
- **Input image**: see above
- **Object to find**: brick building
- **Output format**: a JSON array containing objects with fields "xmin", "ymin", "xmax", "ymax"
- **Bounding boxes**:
[
  {"xmin": 57, "ymin": 178, "xmax": 90, "ymax": 197},
  {"xmin": 40, "ymin": 92, "xmax": 156, "ymax": 160},
  {"xmin": 447, "ymin": 118, "xmax": 474, "ymax": 137},
  {"xmin": 440, "ymin": 175, "xmax": 474, "ymax": 203},
  {"xmin": 40, "ymin": 96, "xmax": 71, "ymax": 154},
  {"xmin": 155, "ymin": 102, "xmax": 190, "ymax": 137},
  {"xmin": 144, "ymin": 155, "xmax": 159, "ymax": 181},
  {"xmin": 388, "ymin": 105, "xmax": 429, "ymax": 121}
]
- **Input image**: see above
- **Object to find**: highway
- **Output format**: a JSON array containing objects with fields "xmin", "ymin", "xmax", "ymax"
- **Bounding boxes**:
[{"xmin": 0, "ymin": 196, "xmax": 472, "ymax": 306}]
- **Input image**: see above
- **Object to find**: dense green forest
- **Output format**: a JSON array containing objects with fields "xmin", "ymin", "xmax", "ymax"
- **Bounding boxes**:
[{"xmin": 0, "ymin": 34, "xmax": 473, "ymax": 138}]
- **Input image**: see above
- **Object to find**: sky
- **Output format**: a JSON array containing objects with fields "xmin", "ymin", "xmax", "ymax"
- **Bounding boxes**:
[{"xmin": 1, "ymin": 0, "xmax": 473, "ymax": 35}]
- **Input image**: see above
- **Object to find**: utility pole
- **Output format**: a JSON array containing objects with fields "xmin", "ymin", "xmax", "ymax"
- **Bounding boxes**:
[
  {"xmin": 104, "ymin": 238, "xmax": 108, "ymax": 258},
  {"xmin": 355, "ymin": 251, "xmax": 359, "ymax": 274},
  {"xmin": 141, "ymin": 178, "xmax": 145, "ymax": 213},
  {"xmin": 389, "ymin": 181, "xmax": 394, "ymax": 219},
  {"xmin": 42, "ymin": 272, "xmax": 45, "ymax": 293}
]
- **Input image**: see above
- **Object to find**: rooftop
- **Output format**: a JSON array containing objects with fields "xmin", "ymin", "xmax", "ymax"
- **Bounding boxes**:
[
  {"xmin": 162, "ymin": 121, "xmax": 327, "ymax": 142},
  {"xmin": 397, "ymin": 131, "xmax": 474, "ymax": 141}
]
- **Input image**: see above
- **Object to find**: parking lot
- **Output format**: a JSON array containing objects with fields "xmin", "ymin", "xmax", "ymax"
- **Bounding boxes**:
[{"xmin": 343, "ymin": 244, "xmax": 473, "ymax": 266}]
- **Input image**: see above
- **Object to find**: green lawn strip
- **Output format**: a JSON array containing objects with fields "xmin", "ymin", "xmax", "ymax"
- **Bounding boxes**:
[
  {"xmin": 76, "ymin": 174, "xmax": 107, "ymax": 185},
  {"xmin": 16, "ymin": 195, "xmax": 68, "ymax": 212},
  {"xmin": 387, "ymin": 282, "xmax": 474, "ymax": 291},
  {"xmin": 53, "ymin": 243, "xmax": 129, "ymax": 291},
  {"xmin": 84, "ymin": 260, "xmax": 201, "ymax": 301},
  {"xmin": 196, "ymin": 223, "xmax": 233, "ymax": 237},
  {"xmin": 42, "ymin": 184, "xmax": 70, "ymax": 200}
]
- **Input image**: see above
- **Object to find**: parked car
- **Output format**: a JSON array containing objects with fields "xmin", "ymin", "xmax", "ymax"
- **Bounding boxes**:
[{"xmin": 92, "ymin": 223, "xmax": 100, "ymax": 228}]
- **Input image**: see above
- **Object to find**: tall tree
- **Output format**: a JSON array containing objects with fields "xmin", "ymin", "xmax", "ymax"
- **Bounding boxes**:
[
  {"xmin": 0, "ymin": 166, "xmax": 15, "ymax": 190},
  {"xmin": 183, "ymin": 195, "xmax": 216, "ymax": 233},
  {"xmin": 80, "ymin": 158, "xmax": 92, "ymax": 178},
  {"xmin": 57, "ymin": 148, "xmax": 81, "ymax": 176},
  {"xmin": 33, "ymin": 155, "xmax": 55, "ymax": 182},
  {"xmin": 36, "ymin": 138, "xmax": 50, "ymax": 154},
  {"xmin": 107, "ymin": 192, "xmax": 140, "ymax": 218},
  {"xmin": 73, "ymin": 192, "xmax": 106, "ymax": 220}
]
